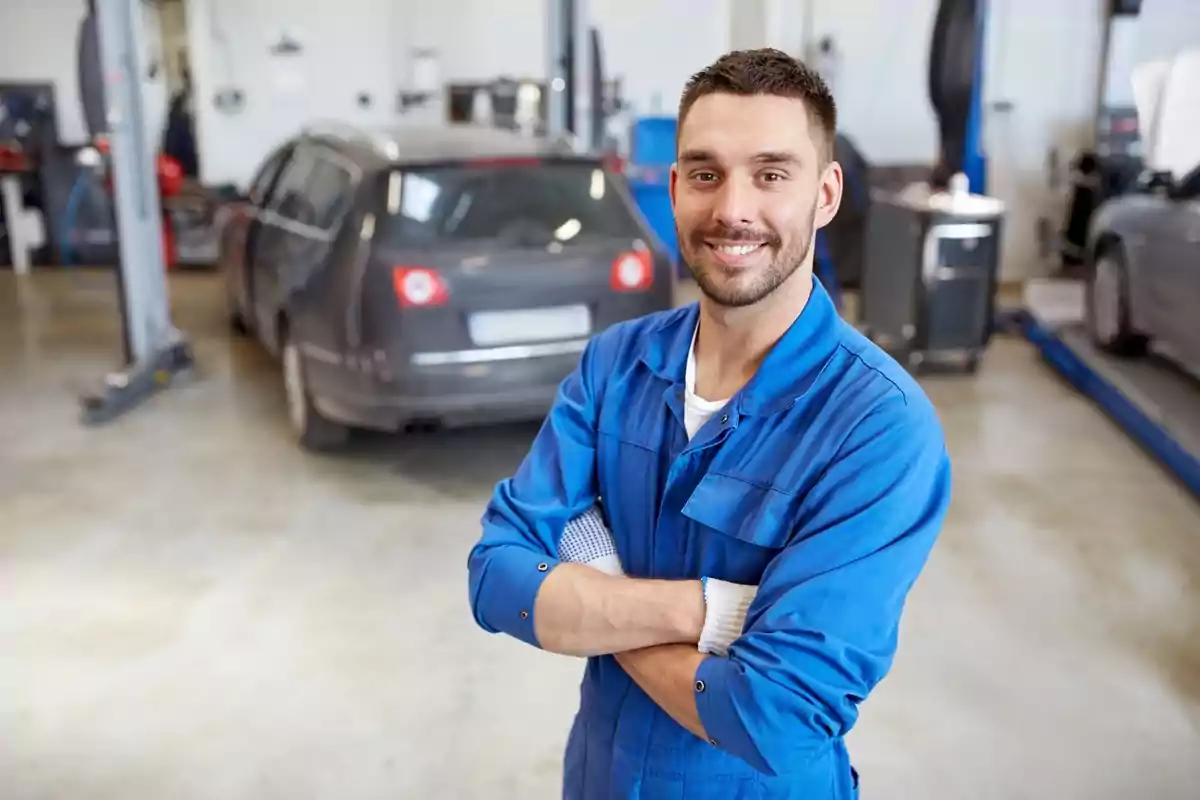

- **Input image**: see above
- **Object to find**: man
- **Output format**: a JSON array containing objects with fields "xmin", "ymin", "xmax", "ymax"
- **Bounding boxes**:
[{"xmin": 467, "ymin": 48, "xmax": 951, "ymax": 798}]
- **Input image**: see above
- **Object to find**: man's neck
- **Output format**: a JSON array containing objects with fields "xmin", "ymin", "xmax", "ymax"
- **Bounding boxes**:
[{"xmin": 692, "ymin": 269, "xmax": 814, "ymax": 402}]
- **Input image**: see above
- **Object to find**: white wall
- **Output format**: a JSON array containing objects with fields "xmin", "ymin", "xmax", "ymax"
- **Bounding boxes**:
[
  {"xmin": 0, "ymin": 0, "xmax": 91, "ymax": 145},
  {"xmin": 396, "ymin": 0, "xmax": 545, "ymax": 84},
  {"xmin": 186, "ymin": 0, "xmax": 401, "ymax": 187},
  {"xmin": 592, "ymin": 0, "xmax": 731, "ymax": 117},
  {"xmin": 182, "ymin": 0, "xmax": 733, "ymax": 187}
]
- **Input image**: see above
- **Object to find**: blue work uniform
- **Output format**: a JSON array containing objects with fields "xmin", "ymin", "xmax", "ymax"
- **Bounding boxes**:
[{"xmin": 468, "ymin": 276, "xmax": 952, "ymax": 798}]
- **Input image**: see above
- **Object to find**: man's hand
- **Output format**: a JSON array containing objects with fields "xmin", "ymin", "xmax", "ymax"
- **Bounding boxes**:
[
  {"xmin": 615, "ymin": 645, "xmax": 710, "ymax": 741},
  {"xmin": 555, "ymin": 505, "xmax": 758, "ymax": 658}
]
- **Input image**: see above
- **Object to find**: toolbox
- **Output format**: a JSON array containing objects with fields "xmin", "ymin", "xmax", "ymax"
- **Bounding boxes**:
[{"xmin": 859, "ymin": 181, "xmax": 1005, "ymax": 373}]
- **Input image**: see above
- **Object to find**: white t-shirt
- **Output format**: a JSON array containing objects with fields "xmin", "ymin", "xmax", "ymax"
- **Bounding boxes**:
[{"xmin": 683, "ymin": 323, "xmax": 731, "ymax": 440}]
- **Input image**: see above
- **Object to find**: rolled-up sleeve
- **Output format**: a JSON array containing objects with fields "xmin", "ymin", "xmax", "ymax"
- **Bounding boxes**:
[
  {"xmin": 694, "ymin": 397, "xmax": 953, "ymax": 776},
  {"xmin": 467, "ymin": 336, "xmax": 607, "ymax": 648}
]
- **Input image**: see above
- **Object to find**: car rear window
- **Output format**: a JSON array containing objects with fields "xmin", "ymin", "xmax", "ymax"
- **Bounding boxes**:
[{"xmin": 379, "ymin": 160, "xmax": 644, "ymax": 247}]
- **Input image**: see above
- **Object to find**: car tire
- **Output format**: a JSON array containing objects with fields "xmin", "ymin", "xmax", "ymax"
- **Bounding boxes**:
[
  {"xmin": 281, "ymin": 329, "xmax": 349, "ymax": 451},
  {"xmin": 1086, "ymin": 246, "xmax": 1148, "ymax": 357}
]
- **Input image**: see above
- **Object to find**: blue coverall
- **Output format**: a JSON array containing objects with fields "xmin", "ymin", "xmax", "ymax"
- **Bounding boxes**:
[{"xmin": 468, "ymin": 276, "xmax": 952, "ymax": 798}]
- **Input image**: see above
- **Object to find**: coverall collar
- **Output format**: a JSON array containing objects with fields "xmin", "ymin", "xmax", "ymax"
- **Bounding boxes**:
[{"xmin": 641, "ymin": 274, "xmax": 841, "ymax": 417}]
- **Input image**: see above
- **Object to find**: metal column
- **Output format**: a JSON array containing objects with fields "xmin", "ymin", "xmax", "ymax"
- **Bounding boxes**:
[
  {"xmin": 545, "ymin": 0, "xmax": 568, "ymax": 139},
  {"xmin": 79, "ymin": 0, "xmax": 193, "ymax": 425},
  {"xmin": 571, "ymin": 0, "xmax": 591, "ymax": 146},
  {"xmin": 545, "ymin": 0, "xmax": 592, "ymax": 147}
]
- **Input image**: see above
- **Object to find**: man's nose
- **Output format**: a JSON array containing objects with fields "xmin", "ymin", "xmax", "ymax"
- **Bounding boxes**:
[{"xmin": 711, "ymin": 174, "xmax": 758, "ymax": 227}]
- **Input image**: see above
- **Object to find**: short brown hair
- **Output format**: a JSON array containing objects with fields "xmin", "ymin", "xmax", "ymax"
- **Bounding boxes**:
[{"xmin": 678, "ymin": 48, "xmax": 837, "ymax": 162}]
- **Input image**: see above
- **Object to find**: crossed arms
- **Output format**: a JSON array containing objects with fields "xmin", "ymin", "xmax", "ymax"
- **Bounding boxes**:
[{"xmin": 467, "ymin": 339, "xmax": 953, "ymax": 775}]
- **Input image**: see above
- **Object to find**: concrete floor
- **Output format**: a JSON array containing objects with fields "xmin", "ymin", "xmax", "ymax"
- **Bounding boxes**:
[{"xmin": 1, "ymin": 269, "xmax": 1198, "ymax": 800}]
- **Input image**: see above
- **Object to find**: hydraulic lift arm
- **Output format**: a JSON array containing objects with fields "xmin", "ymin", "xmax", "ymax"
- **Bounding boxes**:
[{"xmin": 76, "ymin": 0, "xmax": 194, "ymax": 425}]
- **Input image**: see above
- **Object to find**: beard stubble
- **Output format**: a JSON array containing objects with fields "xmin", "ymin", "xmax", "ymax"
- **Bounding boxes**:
[{"xmin": 677, "ymin": 202, "xmax": 818, "ymax": 308}]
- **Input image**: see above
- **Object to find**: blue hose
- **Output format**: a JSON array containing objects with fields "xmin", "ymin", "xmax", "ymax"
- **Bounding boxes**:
[{"xmin": 59, "ymin": 170, "xmax": 90, "ymax": 266}]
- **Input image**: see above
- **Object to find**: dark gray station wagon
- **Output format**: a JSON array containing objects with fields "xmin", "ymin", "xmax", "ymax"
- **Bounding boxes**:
[{"xmin": 220, "ymin": 123, "xmax": 675, "ymax": 449}]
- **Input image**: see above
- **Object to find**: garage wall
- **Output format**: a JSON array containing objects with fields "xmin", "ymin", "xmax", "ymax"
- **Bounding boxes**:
[
  {"xmin": 185, "ymin": 0, "xmax": 401, "ymax": 188},
  {"xmin": 0, "ymin": 0, "xmax": 91, "ymax": 146},
  {"xmin": 592, "ymin": 0, "xmax": 732, "ymax": 117},
  {"xmin": 4, "ymin": 0, "xmax": 1197, "ymax": 210},
  {"xmin": 185, "ymin": 0, "xmax": 733, "ymax": 187}
]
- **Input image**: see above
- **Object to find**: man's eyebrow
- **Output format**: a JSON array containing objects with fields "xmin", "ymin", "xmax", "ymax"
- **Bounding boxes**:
[
  {"xmin": 751, "ymin": 151, "xmax": 802, "ymax": 165},
  {"xmin": 676, "ymin": 150, "xmax": 804, "ymax": 166},
  {"xmin": 677, "ymin": 149, "xmax": 714, "ymax": 165}
]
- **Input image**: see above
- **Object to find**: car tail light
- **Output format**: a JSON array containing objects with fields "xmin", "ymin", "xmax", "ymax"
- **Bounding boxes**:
[
  {"xmin": 392, "ymin": 267, "xmax": 449, "ymax": 308},
  {"xmin": 610, "ymin": 251, "xmax": 654, "ymax": 292}
]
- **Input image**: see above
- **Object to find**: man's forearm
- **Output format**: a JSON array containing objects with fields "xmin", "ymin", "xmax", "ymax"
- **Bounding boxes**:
[
  {"xmin": 615, "ymin": 645, "xmax": 709, "ymax": 740},
  {"xmin": 533, "ymin": 563, "xmax": 705, "ymax": 657}
]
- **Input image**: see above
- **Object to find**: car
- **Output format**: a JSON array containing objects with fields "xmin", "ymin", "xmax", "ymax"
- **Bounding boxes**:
[
  {"xmin": 1085, "ymin": 169, "xmax": 1200, "ymax": 370},
  {"xmin": 218, "ymin": 122, "xmax": 676, "ymax": 449},
  {"xmin": 1084, "ymin": 49, "xmax": 1200, "ymax": 377}
]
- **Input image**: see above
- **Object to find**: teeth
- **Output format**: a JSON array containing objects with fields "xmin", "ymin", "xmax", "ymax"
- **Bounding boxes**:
[{"xmin": 717, "ymin": 244, "xmax": 761, "ymax": 255}]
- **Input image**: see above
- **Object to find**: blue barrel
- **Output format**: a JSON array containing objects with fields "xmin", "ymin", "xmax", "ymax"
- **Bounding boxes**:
[
  {"xmin": 626, "ymin": 117, "xmax": 682, "ymax": 272},
  {"xmin": 630, "ymin": 116, "xmax": 677, "ymax": 166}
]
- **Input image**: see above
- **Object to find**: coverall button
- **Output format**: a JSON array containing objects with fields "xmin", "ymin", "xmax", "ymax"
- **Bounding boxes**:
[
  {"xmin": 720, "ymin": 414, "xmax": 729, "ymax": 424},
  {"xmin": 708, "ymin": 738, "xmax": 718, "ymax": 747},
  {"xmin": 537, "ymin": 562, "xmax": 549, "ymax": 572},
  {"xmin": 520, "ymin": 610, "xmax": 529, "ymax": 619},
  {"xmin": 694, "ymin": 680, "xmax": 706, "ymax": 693}
]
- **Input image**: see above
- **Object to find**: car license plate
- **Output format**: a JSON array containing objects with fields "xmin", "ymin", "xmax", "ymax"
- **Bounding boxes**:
[{"xmin": 468, "ymin": 305, "xmax": 592, "ymax": 347}]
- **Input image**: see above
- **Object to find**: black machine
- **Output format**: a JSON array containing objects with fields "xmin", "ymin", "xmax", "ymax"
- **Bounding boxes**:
[
  {"xmin": 1059, "ymin": 0, "xmax": 1146, "ymax": 273},
  {"xmin": 0, "ymin": 69, "xmax": 123, "ymax": 270},
  {"xmin": 823, "ymin": 133, "xmax": 872, "ymax": 288},
  {"xmin": 1060, "ymin": 108, "xmax": 1143, "ymax": 271},
  {"xmin": 447, "ymin": 24, "xmax": 622, "ymax": 154},
  {"xmin": 859, "ymin": 0, "xmax": 1004, "ymax": 373}
]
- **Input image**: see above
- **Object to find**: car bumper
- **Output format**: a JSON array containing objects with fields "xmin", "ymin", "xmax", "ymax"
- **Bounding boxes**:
[{"xmin": 312, "ymin": 340, "xmax": 585, "ymax": 430}]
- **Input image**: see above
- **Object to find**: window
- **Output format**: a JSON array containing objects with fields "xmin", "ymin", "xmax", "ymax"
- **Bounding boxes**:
[
  {"xmin": 380, "ymin": 161, "xmax": 643, "ymax": 247},
  {"xmin": 247, "ymin": 146, "xmax": 292, "ymax": 206},
  {"xmin": 305, "ymin": 151, "xmax": 356, "ymax": 232},
  {"xmin": 266, "ymin": 144, "xmax": 318, "ymax": 223}
]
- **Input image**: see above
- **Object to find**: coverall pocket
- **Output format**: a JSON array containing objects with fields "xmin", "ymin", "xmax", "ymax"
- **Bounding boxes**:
[{"xmin": 680, "ymin": 472, "xmax": 799, "ymax": 551}]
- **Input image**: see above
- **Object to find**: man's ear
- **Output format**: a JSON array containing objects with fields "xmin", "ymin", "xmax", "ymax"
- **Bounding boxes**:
[
  {"xmin": 668, "ymin": 162, "xmax": 679, "ymax": 211},
  {"xmin": 814, "ymin": 160, "xmax": 844, "ymax": 230}
]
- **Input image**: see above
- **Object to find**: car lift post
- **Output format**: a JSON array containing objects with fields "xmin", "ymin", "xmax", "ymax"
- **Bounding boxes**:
[
  {"xmin": 545, "ymin": 0, "xmax": 592, "ymax": 146},
  {"xmin": 79, "ymin": 0, "xmax": 193, "ymax": 425}
]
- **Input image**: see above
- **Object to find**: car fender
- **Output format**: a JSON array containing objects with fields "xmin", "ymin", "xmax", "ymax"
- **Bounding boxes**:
[{"xmin": 1087, "ymin": 196, "xmax": 1158, "ymax": 332}]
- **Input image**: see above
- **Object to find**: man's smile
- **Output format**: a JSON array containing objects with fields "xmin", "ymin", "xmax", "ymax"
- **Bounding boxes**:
[{"xmin": 705, "ymin": 240, "xmax": 769, "ymax": 267}]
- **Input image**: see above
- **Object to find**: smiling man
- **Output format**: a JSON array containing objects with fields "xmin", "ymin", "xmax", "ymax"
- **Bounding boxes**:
[{"xmin": 468, "ymin": 49, "xmax": 952, "ymax": 798}]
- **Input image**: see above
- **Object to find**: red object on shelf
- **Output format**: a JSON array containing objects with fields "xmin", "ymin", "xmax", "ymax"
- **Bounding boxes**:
[
  {"xmin": 161, "ymin": 217, "xmax": 177, "ymax": 269},
  {"xmin": 157, "ymin": 153, "xmax": 184, "ymax": 269},
  {"xmin": 0, "ymin": 143, "xmax": 32, "ymax": 173},
  {"xmin": 92, "ymin": 140, "xmax": 186, "ymax": 268},
  {"xmin": 157, "ymin": 153, "xmax": 184, "ymax": 197}
]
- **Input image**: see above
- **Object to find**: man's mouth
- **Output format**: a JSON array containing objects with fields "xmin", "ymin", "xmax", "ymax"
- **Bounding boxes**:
[{"xmin": 705, "ymin": 240, "xmax": 768, "ymax": 266}]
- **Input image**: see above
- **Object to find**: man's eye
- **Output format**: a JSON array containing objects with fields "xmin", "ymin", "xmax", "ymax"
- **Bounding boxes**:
[
  {"xmin": 761, "ymin": 172, "xmax": 786, "ymax": 182},
  {"xmin": 692, "ymin": 172, "xmax": 718, "ymax": 182}
]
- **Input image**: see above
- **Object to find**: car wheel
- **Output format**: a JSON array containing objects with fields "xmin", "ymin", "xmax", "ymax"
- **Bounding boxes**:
[
  {"xmin": 281, "ymin": 332, "xmax": 349, "ymax": 451},
  {"xmin": 1086, "ymin": 247, "xmax": 1148, "ymax": 357}
]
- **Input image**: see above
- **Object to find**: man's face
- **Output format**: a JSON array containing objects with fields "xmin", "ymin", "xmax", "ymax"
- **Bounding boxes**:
[{"xmin": 669, "ymin": 93, "xmax": 842, "ymax": 308}]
